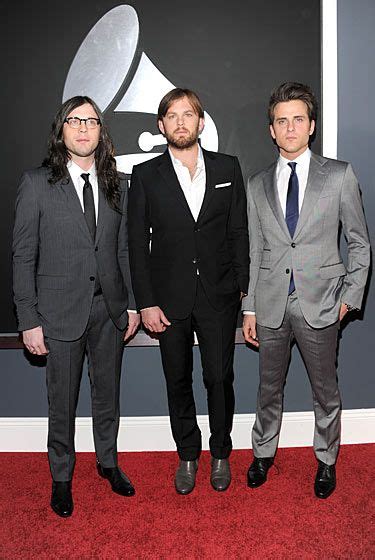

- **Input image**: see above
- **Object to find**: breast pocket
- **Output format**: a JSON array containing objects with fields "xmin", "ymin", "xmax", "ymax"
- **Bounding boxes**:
[
  {"xmin": 261, "ymin": 249, "xmax": 271, "ymax": 262},
  {"xmin": 318, "ymin": 190, "xmax": 336, "ymax": 199},
  {"xmin": 214, "ymin": 184, "xmax": 233, "ymax": 197}
]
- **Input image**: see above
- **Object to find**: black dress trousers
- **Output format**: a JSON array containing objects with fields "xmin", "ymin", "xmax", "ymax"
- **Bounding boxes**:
[{"xmin": 158, "ymin": 279, "xmax": 239, "ymax": 461}]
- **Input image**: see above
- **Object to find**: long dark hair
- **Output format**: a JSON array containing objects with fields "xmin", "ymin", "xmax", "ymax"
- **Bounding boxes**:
[{"xmin": 43, "ymin": 96, "xmax": 121, "ymax": 210}]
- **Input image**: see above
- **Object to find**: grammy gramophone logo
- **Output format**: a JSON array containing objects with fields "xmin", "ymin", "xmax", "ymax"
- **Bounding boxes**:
[{"xmin": 63, "ymin": 4, "xmax": 219, "ymax": 174}]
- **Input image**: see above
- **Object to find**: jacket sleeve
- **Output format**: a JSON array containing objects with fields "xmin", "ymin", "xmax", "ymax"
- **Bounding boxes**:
[
  {"xmin": 117, "ymin": 179, "xmax": 137, "ymax": 310},
  {"xmin": 128, "ymin": 166, "xmax": 157, "ymax": 310},
  {"xmin": 12, "ymin": 172, "xmax": 41, "ymax": 331},
  {"xmin": 241, "ymin": 175, "xmax": 264, "ymax": 313},
  {"xmin": 339, "ymin": 163, "xmax": 370, "ymax": 309},
  {"xmin": 227, "ymin": 157, "xmax": 250, "ymax": 293}
]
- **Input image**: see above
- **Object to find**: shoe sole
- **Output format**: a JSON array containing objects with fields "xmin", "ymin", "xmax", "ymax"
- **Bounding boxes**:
[
  {"xmin": 111, "ymin": 487, "xmax": 136, "ymax": 497},
  {"xmin": 211, "ymin": 483, "xmax": 231, "ymax": 492},
  {"xmin": 175, "ymin": 484, "xmax": 195, "ymax": 495},
  {"xmin": 314, "ymin": 486, "xmax": 336, "ymax": 499},
  {"xmin": 50, "ymin": 503, "xmax": 73, "ymax": 517},
  {"xmin": 100, "ymin": 476, "xmax": 136, "ymax": 497},
  {"xmin": 247, "ymin": 478, "xmax": 267, "ymax": 488}
]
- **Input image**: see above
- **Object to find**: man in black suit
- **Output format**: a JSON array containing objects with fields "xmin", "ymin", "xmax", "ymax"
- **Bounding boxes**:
[
  {"xmin": 13, "ymin": 96, "xmax": 140, "ymax": 517},
  {"xmin": 128, "ymin": 88, "xmax": 249, "ymax": 494}
]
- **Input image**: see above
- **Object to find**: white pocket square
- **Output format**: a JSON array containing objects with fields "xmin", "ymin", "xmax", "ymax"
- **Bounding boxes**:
[{"xmin": 215, "ymin": 182, "xmax": 231, "ymax": 189}]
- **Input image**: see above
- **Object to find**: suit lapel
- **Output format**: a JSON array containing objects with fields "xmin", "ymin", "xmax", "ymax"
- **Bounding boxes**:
[
  {"xmin": 157, "ymin": 151, "xmax": 195, "ymax": 221},
  {"xmin": 197, "ymin": 150, "xmax": 216, "ymax": 222},
  {"xmin": 294, "ymin": 153, "xmax": 328, "ymax": 239},
  {"xmin": 58, "ymin": 175, "xmax": 92, "ymax": 241},
  {"xmin": 263, "ymin": 163, "xmax": 291, "ymax": 240},
  {"xmin": 95, "ymin": 184, "xmax": 105, "ymax": 243}
]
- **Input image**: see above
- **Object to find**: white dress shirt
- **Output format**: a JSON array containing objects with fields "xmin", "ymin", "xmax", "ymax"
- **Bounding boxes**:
[
  {"xmin": 67, "ymin": 160, "xmax": 98, "ymax": 224},
  {"xmin": 243, "ymin": 148, "xmax": 311, "ymax": 316},
  {"xmin": 168, "ymin": 145, "xmax": 206, "ymax": 221},
  {"xmin": 276, "ymin": 147, "xmax": 311, "ymax": 215}
]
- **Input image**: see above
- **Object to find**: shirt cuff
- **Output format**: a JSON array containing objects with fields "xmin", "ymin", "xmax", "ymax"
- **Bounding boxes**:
[
  {"xmin": 127, "ymin": 309, "xmax": 138, "ymax": 313},
  {"xmin": 342, "ymin": 302, "xmax": 359, "ymax": 312},
  {"xmin": 243, "ymin": 311, "xmax": 256, "ymax": 315}
]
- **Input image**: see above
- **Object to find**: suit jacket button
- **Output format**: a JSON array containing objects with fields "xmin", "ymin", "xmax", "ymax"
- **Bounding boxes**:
[
  {"xmin": 90, "ymin": 276, "xmax": 95, "ymax": 281},
  {"xmin": 286, "ymin": 268, "xmax": 290, "ymax": 274},
  {"xmin": 291, "ymin": 243, "xmax": 296, "ymax": 248},
  {"xmin": 194, "ymin": 228, "xmax": 200, "ymax": 232},
  {"xmin": 95, "ymin": 246, "xmax": 98, "ymax": 252},
  {"xmin": 193, "ymin": 258, "xmax": 200, "ymax": 264}
]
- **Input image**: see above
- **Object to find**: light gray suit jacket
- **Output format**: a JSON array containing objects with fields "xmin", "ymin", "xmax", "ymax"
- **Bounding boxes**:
[
  {"xmin": 13, "ymin": 166, "xmax": 135, "ymax": 341},
  {"xmin": 242, "ymin": 153, "xmax": 370, "ymax": 328}
]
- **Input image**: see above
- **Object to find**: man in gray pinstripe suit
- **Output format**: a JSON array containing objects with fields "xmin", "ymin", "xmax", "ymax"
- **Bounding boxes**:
[
  {"xmin": 242, "ymin": 82, "xmax": 370, "ymax": 499},
  {"xmin": 13, "ymin": 96, "xmax": 140, "ymax": 517}
]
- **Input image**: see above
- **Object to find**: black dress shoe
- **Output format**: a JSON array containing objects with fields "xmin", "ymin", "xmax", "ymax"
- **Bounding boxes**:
[
  {"xmin": 314, "ymin": 461, "xmax": 336, "ymax": 499},
  {"xmin": 97, "ymin": 463, "xmax": 135, "ymax": 497},
  {"xmin": 50, "ymin": 481, "xmax": 73, "ymax": 517},
  {"xmin": 247, "ymin": 457, "xmax": 274, "ymax": 488}
]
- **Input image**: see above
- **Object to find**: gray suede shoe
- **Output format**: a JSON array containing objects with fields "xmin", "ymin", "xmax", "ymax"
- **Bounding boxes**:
[
  {"xmin": 210, "ymin": 458, "xmax": 231, "ymax": 491},
  {"xmin": 174, "ymin": 460, "xmax": 198, "ymax": 495}
]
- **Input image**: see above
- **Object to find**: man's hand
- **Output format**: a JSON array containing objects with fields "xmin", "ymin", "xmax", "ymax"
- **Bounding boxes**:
[
  {"xmin": 22, "ymin": 326, "xmax": 49, "ymax": 355},
  {"xmin": 339, "ymin": 303, "xmax": 349, "ymax": 322},
  {"xmin": 242, "ymin": 314, "xmax": 259, "ymax": 347},
  {"xmin": 124, "ymin": 312, "xmax": 141, "ymax": 341},
  {"xmin": 141, "ymin": 306, "xmax": 171, "ymax": 333}
]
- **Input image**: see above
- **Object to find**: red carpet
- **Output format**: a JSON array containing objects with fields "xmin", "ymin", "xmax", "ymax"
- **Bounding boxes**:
[{"xmin": 1, "ymin": 445, "xmax": 374, "ymax": 559}]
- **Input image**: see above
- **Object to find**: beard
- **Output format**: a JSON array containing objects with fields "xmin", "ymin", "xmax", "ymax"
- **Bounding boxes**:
[{"xmin": 164, "ymin": 126, "xmax": 200, "ymax": 150}]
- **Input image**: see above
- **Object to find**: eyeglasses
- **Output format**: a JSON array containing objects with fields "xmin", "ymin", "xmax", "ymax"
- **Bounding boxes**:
[{"xmin": 64, "ymin": 117, "xmax": 101, "ymax": 129}]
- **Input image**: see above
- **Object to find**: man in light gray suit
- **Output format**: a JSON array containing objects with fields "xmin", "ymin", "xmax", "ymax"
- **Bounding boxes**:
[
  {"xmin": 13, "ymin": 96, "xmax": 140, "ymax": 517},
  {"xmin": 242, "ymin": 82, "xmax": 370, "ymax": 499}
]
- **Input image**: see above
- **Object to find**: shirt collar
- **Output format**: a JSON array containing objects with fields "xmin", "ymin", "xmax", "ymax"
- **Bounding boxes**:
[
  {"xmin": 168, "ymin": 144, "xmax": 204, "ymax": 170},
  {"xmin": 278, "ymin": 147, "xmax": 311, "ymax": 171},
  {"xmin": 67, "ymin": 159, "xmax": 97, "ymax": 183}
]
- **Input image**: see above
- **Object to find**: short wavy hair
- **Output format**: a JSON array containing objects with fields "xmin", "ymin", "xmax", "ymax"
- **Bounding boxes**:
[
  {"xmin": 158, "ymin": 88, "xmax": 204, "ymax": 120},
  {"xmin": 268, "ymin": 82, "xmax": 318, "ymax": 124}
]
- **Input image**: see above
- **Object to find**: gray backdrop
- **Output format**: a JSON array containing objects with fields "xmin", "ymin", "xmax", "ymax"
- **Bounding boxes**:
[
  {"xmin": 0, "ymin": 0, "xmax": 373, "ymax": 419},
  {"xmin": 1, "ymin": 0, "xmax": 321, "ymax": 331}
]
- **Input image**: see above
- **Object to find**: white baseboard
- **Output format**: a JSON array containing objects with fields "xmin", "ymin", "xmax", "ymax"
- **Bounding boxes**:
[{"xmin": 0, "ymin": 409, "xmax": 374, "ymax": 452}]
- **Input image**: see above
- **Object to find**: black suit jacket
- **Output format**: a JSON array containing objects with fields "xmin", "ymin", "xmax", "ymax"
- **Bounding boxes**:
[
  {"xmin": 128, "ymin": 149, "xmax": 249, "ymax": 319},
  {"xmin": 13, "ymin": 166, "xmax": 135, "ymax": 340}
]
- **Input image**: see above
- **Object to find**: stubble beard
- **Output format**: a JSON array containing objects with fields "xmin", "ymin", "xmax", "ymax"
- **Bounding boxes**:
[
  {"xmin": 68, "ymin": 144, "xmax": 98, "ymax": 160},
  {"xmin": 165, "ymin": 128, "xmax": 200, "ymax": 150}
]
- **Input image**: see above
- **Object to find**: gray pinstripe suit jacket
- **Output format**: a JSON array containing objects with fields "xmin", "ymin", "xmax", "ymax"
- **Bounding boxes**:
[
  {"xmin": 13, "ymin": 166, "xmax": 135, "ymax": 341},
  {"xmin": 242, "ymin": 153, "xmax": 370, "ymax": 328}
]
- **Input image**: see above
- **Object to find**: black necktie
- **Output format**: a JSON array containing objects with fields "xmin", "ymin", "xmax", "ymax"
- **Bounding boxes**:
[
  {"xmin": 81, "ymin": 173, "xmax": 96, "ymax": 240},
  {"xmin": 286, "ymin": 162, "xmax": 299, "ymax": 294},
  {"xmin": 81, "ymin": 173, "xmax": 102, "ymax": 295}
]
